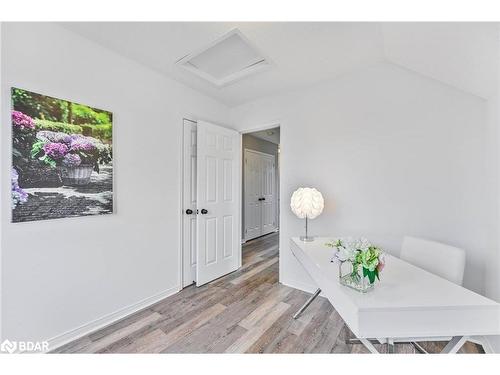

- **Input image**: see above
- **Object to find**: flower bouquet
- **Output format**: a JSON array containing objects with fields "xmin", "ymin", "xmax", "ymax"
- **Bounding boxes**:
[{"xmin": 326, "ymin": 237, "xmax": 385, "ymax": 293}]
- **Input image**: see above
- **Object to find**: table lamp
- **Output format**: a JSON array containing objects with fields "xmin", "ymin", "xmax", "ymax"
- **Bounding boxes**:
[{"xmin": 290, "ymin": 187, "xmax": 324, "ymax": 242}]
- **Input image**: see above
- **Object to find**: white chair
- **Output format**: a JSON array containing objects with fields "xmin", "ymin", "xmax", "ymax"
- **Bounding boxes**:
[
  {"xmin": 400, "ymin": 236, "xmax": 466, "ymax": 286},
  {"xmin": 398, "ymin": 236, "xmax": 466, "ymax": 353}
]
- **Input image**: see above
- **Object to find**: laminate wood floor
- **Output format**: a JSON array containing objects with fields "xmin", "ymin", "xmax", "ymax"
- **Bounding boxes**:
[{"xmin": 52, "ymin": 232, "xmax": 483, "ymax": 354}]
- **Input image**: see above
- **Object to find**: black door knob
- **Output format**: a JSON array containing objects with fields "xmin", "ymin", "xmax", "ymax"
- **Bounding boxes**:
[
  {"xmin": 185, "ymin": 209, "xmax": 193, "ymax": 215},
  {"xmin": 201, "ymin": 209, "xmax": 208, "ymax": 214}
]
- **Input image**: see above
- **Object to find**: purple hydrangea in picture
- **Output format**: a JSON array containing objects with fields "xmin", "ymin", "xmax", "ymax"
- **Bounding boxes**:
[
  {"xmin": 12, "ymin": 110, "xmax": 35, "ymax": 130},
  {"xmin": 62, "ymin": 153, "xmax": 82, "ymax": 167},
  {"xmin": 37, "ymin": 130, "xmax": 72, "ymax": 145},
  {"xmin": 70, "ymin": 137, "xmax": 95, "ymax": 152},
  {"xmin": 11, "ymin": 168, "xmax": 28, "ymax": 209},
  {"xmin": 43, "ymin": 142, "xmax": 69, "ymax": 160}
]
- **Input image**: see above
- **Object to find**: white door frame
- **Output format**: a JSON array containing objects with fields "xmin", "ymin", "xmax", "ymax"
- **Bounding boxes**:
[
  {"xmin": 240, "ymin": 121, "xmax": 281, "ymax": 243},
  {"xmin": 181, "ymin": 119, "xmax": 198, "ymax": 287}
]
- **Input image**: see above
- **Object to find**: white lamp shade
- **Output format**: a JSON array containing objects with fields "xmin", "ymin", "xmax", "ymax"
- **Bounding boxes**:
[{"xmin": 290, "ymin": 187, "xmax": 324, "ymax": 219}]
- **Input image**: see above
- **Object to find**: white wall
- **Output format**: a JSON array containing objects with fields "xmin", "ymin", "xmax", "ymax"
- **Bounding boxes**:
[
  {"xmin": 0, "ymin": 23, "xmax": 231, "ymax": 345},
  {"xmin": 231, "ymin": 62, "xmax": 494, "ymax": 295}
]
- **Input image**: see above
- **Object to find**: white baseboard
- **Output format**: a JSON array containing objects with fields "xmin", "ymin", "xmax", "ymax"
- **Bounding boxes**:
[
  {"xmin": 280, "ymin": 278, "xmax": 317, "ymax": 295},
  {"xmin": 46, "ymin": 285, "xmax": 180, "ymax": 353}
]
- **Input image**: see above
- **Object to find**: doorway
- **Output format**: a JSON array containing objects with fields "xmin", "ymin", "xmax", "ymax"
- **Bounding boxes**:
[{"xmin": 242, "ymin": 126, "xmax": 280, "ymax": 242}]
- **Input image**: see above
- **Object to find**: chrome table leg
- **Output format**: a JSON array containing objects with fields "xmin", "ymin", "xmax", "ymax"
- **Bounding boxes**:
[
  {"xmin": 293, "ymin": 288, "xmax": 321, "ymax": 319},
  {"xmin": 441, "ymin": 336, "xmax": 467, "ymax": 354},
  {"xmin": 387, "ymin": 338, "xmax": 395, "ymax": 353},
  {"xmin": 411, "ymin": 342, "xmax": 428, "ymax": 354}
]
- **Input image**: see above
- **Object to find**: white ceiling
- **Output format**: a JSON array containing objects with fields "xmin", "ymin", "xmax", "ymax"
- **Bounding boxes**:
[
  {"xmin": 381, "ymin": 23, "xmax": 498, "ymax": 99},
  {"xmin": 60, "ymin": 22, "xmax": 498, "ymax": 106}
]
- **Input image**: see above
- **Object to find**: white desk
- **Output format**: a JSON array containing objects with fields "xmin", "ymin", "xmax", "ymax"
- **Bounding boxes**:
[{"xmin": 290, "ymin": 237, "xmax": 500, "ymax": 353}]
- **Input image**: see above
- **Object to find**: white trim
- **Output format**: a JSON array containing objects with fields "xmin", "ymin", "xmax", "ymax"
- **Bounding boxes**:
[
  {"xmin": 240, "ymin": 121, "xmax": 281, "ymax": 135},
  {"xmin": 280, "ymin": 279, "xmax": 317, "ymax": 295},
  {"xmin": 46, "ymin": 285, "xmax": 179, "ymax": 353},
  {"xmin": 180, "ymin": 118, "xmax": 197, "ymax": 288},
  {"xmin": 238, "ymin": 133, "xmax": 243, "ymax": 268}
]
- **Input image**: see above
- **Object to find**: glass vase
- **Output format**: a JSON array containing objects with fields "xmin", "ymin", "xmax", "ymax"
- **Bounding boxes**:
[{"xmin": 338, "ymin": 262, "xmax": 374, "ymax": 293}]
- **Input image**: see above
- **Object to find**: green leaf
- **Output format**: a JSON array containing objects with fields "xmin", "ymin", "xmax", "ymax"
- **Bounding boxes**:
[
  {"xmin": 363, "ymin": 267, "xmax": 376, "ymax": 284},
  {"xmin": 39, "ymin": 155, "xmax": 56, "ymax": 168},
  {"xmin": 30, "ymin": 140, "xmax": 45, "ymax": 159}
]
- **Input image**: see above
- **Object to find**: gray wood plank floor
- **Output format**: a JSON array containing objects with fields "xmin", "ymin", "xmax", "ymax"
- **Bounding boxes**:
[{"xmin": 52, "ymin": 232, "xmax": 483, "ymax": 354}]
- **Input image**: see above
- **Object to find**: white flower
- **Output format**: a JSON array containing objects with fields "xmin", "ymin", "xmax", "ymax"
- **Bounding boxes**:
[
  {"xmin": 336, "ymin": 246, "xmax": 356, "ymax": 262},
  {"xmin": 330, "ymin": 237, "xmax": 356, "ymax": 262}
]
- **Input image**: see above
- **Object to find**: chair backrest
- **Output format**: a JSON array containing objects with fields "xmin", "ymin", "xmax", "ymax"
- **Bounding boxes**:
[{"xmin": 400, "ymin": 236, "xmax": 466, "ymax": 286}]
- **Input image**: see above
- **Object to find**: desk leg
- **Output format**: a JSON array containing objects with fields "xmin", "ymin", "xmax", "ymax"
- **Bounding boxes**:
[
  {"xmin": 387, "ymin": 338, "xmax": 395, "ymax": 353},
  {"xmin": 441, "ymin": 336, "xmax": 467, "ymax": 354},
  {"xmin": 293, "ymin": 288, "xmax": 321, "ymax": 319}
]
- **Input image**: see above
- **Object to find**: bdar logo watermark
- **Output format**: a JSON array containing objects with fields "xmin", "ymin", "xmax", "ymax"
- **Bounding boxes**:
[{"xmin": 0, "ymin": 339, "xmax": 49, "ymax": 354}]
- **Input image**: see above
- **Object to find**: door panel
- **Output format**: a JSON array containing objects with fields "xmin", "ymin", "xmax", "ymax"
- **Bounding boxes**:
[
  {"xmin": 205, "ymin": 217, "xmax": 217, "ymax": 265},
  {"xmin": 205, "ymin": 156, "xmax": 217, "ymax": 203},
  {"xmin": 223, "ymin": 159, "xmax": 233, "ymax": 201},
  {"xmin": 223, "ymin": 215, "xmax": 234, "ymax": 258},
  {"xmin": 182, "ymin": 120, "xmax": 197, "ymax": 287},
  {"xmin": 196, "ymin": 121, "xmax": 240, "ymax": 286}
]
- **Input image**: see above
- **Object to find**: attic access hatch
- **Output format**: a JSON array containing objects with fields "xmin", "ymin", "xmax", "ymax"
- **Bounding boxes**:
[{"xmin": 176, "ymin": 29, "xmax": 272, "ymax": 87}]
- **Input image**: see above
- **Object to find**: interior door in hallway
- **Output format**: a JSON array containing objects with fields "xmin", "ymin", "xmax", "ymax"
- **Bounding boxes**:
[
  {"xmin": 196, "ymin": 120, "xmax": 240, "ymax": 286},
  {"xmin": 244, "ymin": 150, "xmax": 262, "ymax": 240},
  {"xmin": 244, "ymin": 149, "xmax": 277, "ymax": 241}
]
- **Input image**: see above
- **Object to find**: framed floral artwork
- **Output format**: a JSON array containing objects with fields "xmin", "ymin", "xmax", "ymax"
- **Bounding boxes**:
[{"xmin": 11, "ymin": 87, "xmax": 113, "ymax": 222}]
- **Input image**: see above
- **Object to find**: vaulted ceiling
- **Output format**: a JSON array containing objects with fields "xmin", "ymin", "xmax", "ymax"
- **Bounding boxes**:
[{"xmin": 60, "ymin": 22, "xmax": 498, "ymax": 106}]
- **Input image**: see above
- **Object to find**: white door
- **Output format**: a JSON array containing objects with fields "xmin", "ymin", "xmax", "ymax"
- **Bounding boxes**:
[
  {"xmin": 260, "ymin": 153, "xmax": 276, "ymax": 235},
  {"xmin": 196, "ymin": 120, "xmax": 240, "ymax": 286},
  {"xmin": 182, "ymin": 119, "xmax": 197, "ymax": 287},
  {"xmin": 243, "ymin": 149, "xmax": 277, "ymax": 241},
  {"xmin": 244, "ymin": 150, "xmax": 262, "ymax": 240}
]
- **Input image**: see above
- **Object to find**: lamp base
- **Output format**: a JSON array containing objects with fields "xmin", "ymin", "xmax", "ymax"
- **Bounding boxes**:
[{"xmin": 300, "ymin": 236, "xmax": 315, "ymax": 242}]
